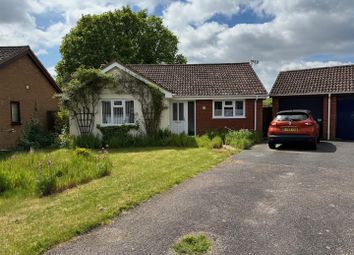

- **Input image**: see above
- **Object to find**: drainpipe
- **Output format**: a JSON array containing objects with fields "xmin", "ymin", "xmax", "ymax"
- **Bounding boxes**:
[
  {"xmin": 254, "ymin": 96, "xmax": 258, "ymax": 131},
  {"xmin": 327, "ymin": 94, "xmax": 331, "ymax": 140}
]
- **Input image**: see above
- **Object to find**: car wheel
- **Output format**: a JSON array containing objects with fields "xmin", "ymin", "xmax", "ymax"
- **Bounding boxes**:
[{"xmin": 268, "ymin": 142, "xmax": 276, "ymax": 149}]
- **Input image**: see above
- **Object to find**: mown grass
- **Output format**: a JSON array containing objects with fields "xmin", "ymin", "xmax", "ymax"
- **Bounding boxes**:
[{"xmin": 0, "ymin": 147, "xmax": 231, "ymax": 255}]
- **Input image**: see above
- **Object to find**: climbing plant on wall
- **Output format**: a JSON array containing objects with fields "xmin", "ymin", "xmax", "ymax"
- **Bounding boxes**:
[
  {"xmin": 61, "ymin": 67, "xmax": 114, "ymax": 135},
  {"xmin": 112, "ymin": 71, "xmax": 165, "ymax": 136}
]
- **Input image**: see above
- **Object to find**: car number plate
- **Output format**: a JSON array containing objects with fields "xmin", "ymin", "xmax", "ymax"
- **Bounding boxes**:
[{"xmin": 283, "ymin": 127, "xmax": 298, "ymax": 132}]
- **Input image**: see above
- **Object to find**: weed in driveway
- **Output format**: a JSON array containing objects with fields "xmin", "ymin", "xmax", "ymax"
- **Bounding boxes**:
[{"xmin": 173, "ymin": 233, "xmax": 211, "ymax": 254}]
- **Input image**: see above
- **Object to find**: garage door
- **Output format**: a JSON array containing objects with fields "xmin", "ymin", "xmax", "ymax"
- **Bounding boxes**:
[
  {"xmin": 336, "ymin": 96, "xmax": 354, "ymax": 140},
  {"xmin": 279, "ymin": 96, "xmax": 324, "ymax": 137}
]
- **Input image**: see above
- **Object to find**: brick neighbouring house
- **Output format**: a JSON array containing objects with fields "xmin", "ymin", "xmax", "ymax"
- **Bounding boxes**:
[
  {"xmin": 270, "ymin": 64, "xmax": 354, "ymax": 140},
  {"xmin": 0, "ymin": 46, "xmax": 61, "ymax": 149},
  {"xmin": 69, "ymin": 61, "xmax": 268, "ymax": 137}
]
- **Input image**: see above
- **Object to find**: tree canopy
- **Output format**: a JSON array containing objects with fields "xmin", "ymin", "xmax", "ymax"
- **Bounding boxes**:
[{"xmin": 56, "ymin": 6, "xmax": 187, "ymax": 85}]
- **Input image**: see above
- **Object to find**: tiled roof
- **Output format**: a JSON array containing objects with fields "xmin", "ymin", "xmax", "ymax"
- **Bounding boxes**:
[
  {"xmin": 128, "ymin": 63, "xmax": 267, "ymax": 97},
  {"xmin": 0, "ymin": 45, "xmax": 61, "ymax": 92},
  {"xmin": 0, "ymin": 46, "xmax": 30, "ymax": 67},
  {"xmin": 270, "ymin": 64, "xmax": 354, "ymax": 96}
]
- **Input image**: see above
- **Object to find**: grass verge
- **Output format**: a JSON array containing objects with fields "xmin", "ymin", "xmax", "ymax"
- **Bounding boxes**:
[{"xmin": 0, "ymin": 147, "xmax": 230, "ymax": 255}]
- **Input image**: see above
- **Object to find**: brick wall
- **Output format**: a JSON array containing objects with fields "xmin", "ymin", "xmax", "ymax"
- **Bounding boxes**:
[
  {"xmin": 330, "ymin": 95, "xmax": 337, "ymax": 140},
  {"xmin": 0, "ymin": 55, "xmax": 59, "ymax": 149},
  {"xmin": 322, "ymin": 95, "xmax": 328, "ymax": 140},
  {"xmin": 272, "ymin": 97, "xmax": 279, "ymax": 118},
  {"xmin": 195, "ymin": 99, "xmax": 263, "ymax": 135},
  {"xmin": 322, "ymin": 95, "xmax": 337, "ymax": 140}
]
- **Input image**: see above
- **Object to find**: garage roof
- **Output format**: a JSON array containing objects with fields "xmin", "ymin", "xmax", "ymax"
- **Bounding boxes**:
[{"xmin": 270, "ymin": 64, "xmax": 354, "ymax": 96}]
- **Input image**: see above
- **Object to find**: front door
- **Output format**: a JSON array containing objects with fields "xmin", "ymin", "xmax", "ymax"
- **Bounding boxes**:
[{"xmin": 170, "ymin": 101, "xmax": 195, "ymax": 135}]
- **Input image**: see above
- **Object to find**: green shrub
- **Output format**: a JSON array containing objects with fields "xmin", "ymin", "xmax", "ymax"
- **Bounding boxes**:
[
  {"xmin": 54, "ymin": 110, "xmax": 70, "ymax": 134},
  {"xmin": 205, "ymin": 129, "xmax": 228, "ymax": 141},
  {"xmin": 17, "ymin": 118, "xmax": 55, "ymax": 151},
  {"xmin": 56, "ymin": 132, "xmax": 75, "ymax": 148},
  {"xmin": 0, "ymin": 149, "xmax": 112, "ymax": 197},
  {"xmin": 224, "ymin": 129, "xmax": 259, "ymax": 149},
  {"xmin": 97, "ymin": 125, "xmax": 138, "ymax": 145},
  {"xmin": 156, "ymin": 129, "xmax": 174, "ymax": 146},
  {"xmin": 75, "ymin": 134, "xmax": 101, "ymax": 149},
  {"xmin": 195, "ymin": 135, "xmax": 223, "ymax": 149},
  {"xmin": 195, "ymin": 135, "xmax": 212, "ymax": 148},
  {"xmin": 98, "ymin": 128, "xmax": 198, "ymax": 148},
  {"xmin": 168, "ymin": 133, "xmax": 197, "ymax": 147},
  {"xmin": 107, "ymin": 135, "xmax": 135, "ymax": 148},
  {"xmin": 210, "ymin": 136, "xmax": 223, "ymax": 149}
]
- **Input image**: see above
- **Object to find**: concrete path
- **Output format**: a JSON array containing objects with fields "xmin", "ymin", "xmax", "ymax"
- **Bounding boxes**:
[{"xmin": 47, "ymin": 142, "xmax": 354, "ymax": 255}]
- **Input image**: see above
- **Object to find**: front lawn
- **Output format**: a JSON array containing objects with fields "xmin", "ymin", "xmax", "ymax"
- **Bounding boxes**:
[{"xmin": 0, "ymin": 147, "xmax": 230, "ymax": 255}]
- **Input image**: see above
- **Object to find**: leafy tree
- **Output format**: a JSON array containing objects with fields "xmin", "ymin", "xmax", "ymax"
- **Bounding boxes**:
[
  {"xmin": 56, "ymin": 6, "xmax": 187, "ymax": 85},
  {"xmin": 60, "ymin": 67, "xmax": 114, "ymax": 135}
]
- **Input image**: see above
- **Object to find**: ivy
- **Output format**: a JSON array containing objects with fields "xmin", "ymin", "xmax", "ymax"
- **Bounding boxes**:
[{"xmin": 112, "ymin": 72, "xmax": 165, "ymax": 136}]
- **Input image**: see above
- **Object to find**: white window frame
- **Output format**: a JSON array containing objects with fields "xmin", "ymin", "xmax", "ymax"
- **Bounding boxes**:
[
  {"xmin": 172, "ymin": 102, "xmax": 185, "ymax": 122},
  {"xmin": 100, "ymin": 99, "xmax": 135, "ymax": 126},
  {"xmin": 212, "ymin": 100, "xmax": 246, "ymax": 119}
]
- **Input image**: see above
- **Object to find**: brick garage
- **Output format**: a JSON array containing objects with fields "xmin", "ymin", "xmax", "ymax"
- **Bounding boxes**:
[
  {"xmin": 0, "ymin": 46, "xmax": 61, "ymax": 149},
  {"xmin": 270, "ymin": 65, "xmax": 354, "ymax": 140}
]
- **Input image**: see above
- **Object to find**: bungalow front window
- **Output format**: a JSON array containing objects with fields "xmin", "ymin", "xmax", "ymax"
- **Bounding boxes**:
[
  {"xmin": 101, "ymin": 100, "xmax": 135, "ymax": 125},
  {"xmin": 213, "ymin": 100, "xmax": 245, "ymax": 118},
  {"xmin": 172, "ymin": 102, "xmax": 184, "ymax": 121}
]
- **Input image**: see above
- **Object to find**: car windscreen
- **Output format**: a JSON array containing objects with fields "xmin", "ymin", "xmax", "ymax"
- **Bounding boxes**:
[{"xmin": 275, "ymin": 112, "xmax": 309, "ymax": 121}]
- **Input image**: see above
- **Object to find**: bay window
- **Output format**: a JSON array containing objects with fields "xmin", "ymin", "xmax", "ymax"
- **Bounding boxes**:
[
  {"xmin": 101, "ymin": 99, "xmax": 135, "ymax": 125},
  {"xmin": 213, "ymin": 100, "xmax": 245, "ymax": 118}
]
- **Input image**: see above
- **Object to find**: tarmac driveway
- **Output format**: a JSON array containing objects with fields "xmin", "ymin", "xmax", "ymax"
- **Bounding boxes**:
[{"xmin": 47, "ymin": 141, "xmax": 354, "ymax": 255}]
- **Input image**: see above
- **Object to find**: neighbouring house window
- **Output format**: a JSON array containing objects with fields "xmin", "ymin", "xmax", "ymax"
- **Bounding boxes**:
[
  {"xmin": 172, "ymin": 102, "xmax": 184, "ymax": 121},
  {"xmin": 101, "ymin": 99, "xmax": 135, "ymax": 125},
  {"xmin": 213, "ymin": 100, "xmax": 245, "ymax": 118},
  {"xmin": 10, "ymin": 101, "xmax": 21, "ymax": 124}
]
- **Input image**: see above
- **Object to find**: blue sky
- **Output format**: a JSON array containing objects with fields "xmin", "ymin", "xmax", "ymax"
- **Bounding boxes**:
[{"xmin": 1, "ymin": 0, "xmax": 354, "ymax": 90}]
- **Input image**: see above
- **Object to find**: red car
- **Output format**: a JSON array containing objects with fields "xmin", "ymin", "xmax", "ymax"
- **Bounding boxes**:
[{"xmin": 268, "ymin": 110, "xmax": 320, "ymax": 150}]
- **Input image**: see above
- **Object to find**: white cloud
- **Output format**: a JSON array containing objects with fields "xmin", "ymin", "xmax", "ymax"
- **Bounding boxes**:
[
  {"xmin": 47, "ymin": 66, "xmax": 56, "ymax": 78},
  {"xmin": 35, "ymin": 48, "xmax": 48, "ymax": 56}
]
